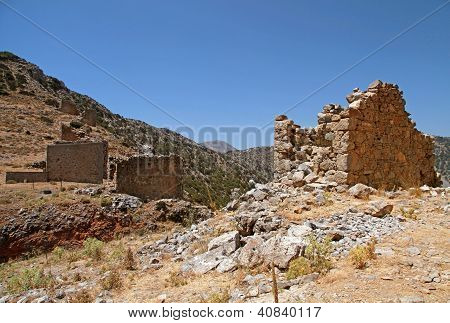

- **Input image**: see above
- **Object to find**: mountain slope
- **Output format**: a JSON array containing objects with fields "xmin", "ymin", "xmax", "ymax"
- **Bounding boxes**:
[
  {"xmin": 201, "ymin": 140, "xmax": 237, "ymax": 153},
  {"xmin": 0, "ymin": 51, "xmax": 271, "ymax": 207}
]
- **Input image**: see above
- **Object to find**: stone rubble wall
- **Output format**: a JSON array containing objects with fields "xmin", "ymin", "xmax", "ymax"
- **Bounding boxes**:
[
  {"xmin": 116, "ymin": 155, "xmax": 183, "ymax": 200},
  {"xmin": 5, "ymin": 171, "xmax": 48, "ymax": 183},
  {"xmin": 274, "ymin": 80, "xmax": 441, "ymax": 189},
  {"xmin": 47, "ymin": 142, "xmax": 105, "ymax": 184}
]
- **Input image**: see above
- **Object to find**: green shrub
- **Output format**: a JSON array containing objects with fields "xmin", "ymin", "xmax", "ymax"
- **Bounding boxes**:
[
  {"xmin": 83, "ymin": 237, "xmax": 104, "ymax": 261},
  {"xmin": 100, "ymin": 196, "xmax": 112, "ymax": 207},
  {"xmin": 304, "ymin": 235, "xmax": 333, "ymax": 273},
  {"xmin": 286, "ymin": 257, "xmax": 312, "ymax": 279},
  {"xmin": 51, "ymin": 246, "xmax": 65, "ymax": 261},
  {"xmin": 286, "ymin": 235, "xmax": 333, "ymax": 279},
  {"xmin": 6, "ymin": 268, "xmax": 54, "ymax": 293}
]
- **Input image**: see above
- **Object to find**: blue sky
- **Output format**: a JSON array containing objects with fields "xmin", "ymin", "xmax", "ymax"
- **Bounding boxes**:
[{"xmin": 1, "ymin": 0, "xmax": 449, "ymax": 148}]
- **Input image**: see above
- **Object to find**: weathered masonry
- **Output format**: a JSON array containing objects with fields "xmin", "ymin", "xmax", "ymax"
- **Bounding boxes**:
[
  {"xmin": 274, "ymin": 80, "xmax": 441, "ymax": 189},
  {"xmin": 46, "ymin": 142, "xmax": 105, "ymax": 184},
  {"xmin": 5, "ymin": 141, "xmax": 107, "ymax": 184},
  {"xmin": 116, "ymin": 155, "xmax": 183, "ymax": 200},
  {"xmin": 5, "ymin": 171, "xmax": 48, "ymax": 183}
]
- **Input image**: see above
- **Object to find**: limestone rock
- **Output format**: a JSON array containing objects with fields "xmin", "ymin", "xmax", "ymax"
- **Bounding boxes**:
[
  {"xmin": 181, "ymin": 248, "xmax": 226, "ymax": 274},
  {"xmin": 348, "ymin": 183, "xmax": 377, "ymax": 199},
  {"xmin": 237, "ymin": 236, "xmax": 264, "ymax": 268},
  {"xmin": 208, "ymin": 231, "xmax": 240, "ymax": 255},
  {"xmin": 365, "ymin": 201, "xmax": 394, "ymax": 217}
]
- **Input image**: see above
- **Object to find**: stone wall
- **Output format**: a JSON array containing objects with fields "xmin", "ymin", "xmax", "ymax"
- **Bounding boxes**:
[
  {"xmin": 47, "ymin": 142, "xmax": 105, "ymax": 184},
  {"xmin": 6, "ymin": 171, "xmax": 48, "ymax": 183},
  {"xmin": 274, "ymin": 80, "xmax": 441, "ymax": 189},
  {"xmin": 59, "ymin": 99, "xmax": 79, "ymax": 115},
  {"xmin": 116, "ymin": 155, "xmax": 183, "ymax": 200}
]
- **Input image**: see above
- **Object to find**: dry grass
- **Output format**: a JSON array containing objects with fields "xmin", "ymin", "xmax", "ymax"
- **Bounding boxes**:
[
  {"xmin": 165, "ymin": 270, "xmax": 188, "ymax": 288},
  {"xmin": 100, "ymin": 270, "xmax": 123, "ymax": 290},
  {"xmin": 68, "ymin": 289, "xmax": 94, "ymax": 303},
  {"xmin": 348, "ymin": 238, "xmax": 377, "ymax": 269},
  {"xmin": 203, "ymin": 289, "xmax": 230, "ymax": 303}
]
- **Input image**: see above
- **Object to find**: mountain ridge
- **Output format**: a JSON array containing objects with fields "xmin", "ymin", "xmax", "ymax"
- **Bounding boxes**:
[{"xmin": 0, "ymin": 51, "xmax": 273, "ymax": 207}]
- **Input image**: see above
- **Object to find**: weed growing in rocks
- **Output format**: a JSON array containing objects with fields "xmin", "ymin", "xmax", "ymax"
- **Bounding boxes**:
[
  {"xmin": 101, "ymin": 270, "xmax": 123, "ymax": 290},
  {"xmin": 69, "ymin": 289, "xmax": 94, "ymax": 303},
  {"xmin": 204, "ymin": 289, "xmax": 230, "ymax": 303},
  {"xmin": 305, "ymin": 235, "xmax": 333, "ymax": 273},
  {"xmin": 286, "ymin": 257, "xmax": 313, "ymax": 279},
  {"xmin": 166, "ymin": 270, "xmax": 188, "ymax": 287},
  {"xmin": 83, "ymin": 237, "xmax": 104, "ymax": 261},
  {"xmin": 123, "ymin": 247, "xmax": 136, "ymax": 270},
  {"xmin": 400, "ymin": 207, "xmax": 419, "ymax": 220},
  {"xmin": 6, "ymin": 267, "xmax": 54, "ymax": 293},
  {"xmin": 349, "ymin": 238, "xmax": 377, "ymax": 269},
  {"xmin": 286, "ymin": 235, "xmax": 333, "ymax": 279}
]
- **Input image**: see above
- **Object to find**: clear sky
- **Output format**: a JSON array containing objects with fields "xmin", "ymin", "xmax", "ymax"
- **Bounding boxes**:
[{"xmin": 1, "ymin": 0, "xmax": 449, "ymax": 148}]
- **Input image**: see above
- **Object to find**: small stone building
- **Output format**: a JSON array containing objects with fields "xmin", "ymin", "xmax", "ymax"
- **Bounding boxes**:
[
  {"xmin": 116, "ymin": 155, "xmax": 183, "ymax": 200},
  {"xmin": 46, "ymin": 142, "xmax": 106, "ymax": 184},
  {"xmin": 274, "ymin": 80, "xmax": 441, "ymax": 189}
]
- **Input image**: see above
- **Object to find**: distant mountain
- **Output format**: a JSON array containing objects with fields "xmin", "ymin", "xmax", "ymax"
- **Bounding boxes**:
[
  {"xmin": 201, "ymin": 140, "xmax": 237, "ymax": 153},
  {"xmin": 434, "ymin": 136, "xmax": 449, "ymax": 187},
  {"xmin": 0, "ymin": 51, "xmax": 273, "ymax": 207}
]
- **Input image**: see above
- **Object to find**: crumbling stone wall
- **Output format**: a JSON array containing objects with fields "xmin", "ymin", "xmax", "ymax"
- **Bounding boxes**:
[
  {"xmin": 274, "ymin": 80, "xmax": 440, "ymax": 189},
  {"xmin": 59, "ymin": 99, "xmax": 79, "ymax": 115},
  {"xmin": 6, "ymin": 171, "xmax": 48, "ymax": 183},
  {"xmin": 47, "ymin": 142, "xmax": 105, "ymax": 184},
  {"xmin": 81, "ymin": 109, "xmax": 97, "ymax": 126},
  {"xmin": 116, "ymin": 155, "xmax": 182, "ymax": 200}
]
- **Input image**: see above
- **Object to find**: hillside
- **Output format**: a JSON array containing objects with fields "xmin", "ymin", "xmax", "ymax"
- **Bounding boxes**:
[
  {"xmin": 0, "ymin": 51, "xmax": 270, "ymax": 207},
  {"xmin": 201, "ymin": 140, "xmax": 237, "ymax": 153}
]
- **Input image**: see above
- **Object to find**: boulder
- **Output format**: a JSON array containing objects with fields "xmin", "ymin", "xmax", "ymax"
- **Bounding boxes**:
[
  {"xmin": 234, "ymin": 212, "xmax": 261, "ymax": 236},
  {"xmin": 207, "ymin": 231, "xmax": 240, "ymax": 255},
  {"xmin": 292, "ymin": 171, "xmax": 305, "ymax": 187},
  {"xmin": 348, "ymin": 183, "xmax": 377, "ymax": 199},
  {"xmin": 181, "ymin": 248, "xmax": 226, "ymax": 274},
  {"xmin": 365, "ymin": 201, "xmax": 394, "ymax": 217},
  {"xmin": 237, "ymin": 236, "xmax": 264, "ymax": 268},
  {"xmin": 260, "ymin": 234, "xmax": 307, "ymax": 269}
]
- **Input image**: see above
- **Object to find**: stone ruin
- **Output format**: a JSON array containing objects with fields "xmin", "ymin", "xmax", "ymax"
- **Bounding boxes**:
[
  {"xmin": 6, "ymin": 141, "xmax": 107, "ymax": 184},
  {"xmin": 115, "ymin": 155, "xmax": 183, "ymax": 200},
  {"xmin": 274, "ymin": 80, "xmax": 441, "ymax": 189},
  {"xmin": 46, "ymin": 141, "xmax": 106, "ymax": 184},
  {"xmin": 59, "ymin": 99, "xmax": 79, "ymax": 116}
]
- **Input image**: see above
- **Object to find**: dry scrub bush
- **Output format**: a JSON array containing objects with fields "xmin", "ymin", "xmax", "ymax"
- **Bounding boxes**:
[
  {"xmin": 409, "ymin": 187, "xmax": 423, "ymax": 198},
  {"xmin": 400, "ymin": 207, "xmax": 418, "ymax": 220},
  {"xmin": 69, "ymin": 289, "xmax": 94, "ymax": 303},
  {"xmin": 204, "ymin": 289, "xmax": 230, "ymax": 303},
  {"xmin": 286, "ymin": 235, "xmax": 333, "ymax": 279},
  {"xmin": 123, "ymin": 247, "xmax": 136, "ymax": 270},
  {"xmin": 101, "ymin": 270, "xmax": 123, "ymax": 290},
  {"xmin": 349, "ymin": 238, "xmax": 377, "ymax": 269},
  {"xmin": 166, "ymin": 271, "xmax": 188, "ymax": 287}
]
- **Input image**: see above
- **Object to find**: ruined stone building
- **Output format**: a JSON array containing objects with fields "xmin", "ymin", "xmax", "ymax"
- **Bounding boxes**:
[
  {"xmin": 115, "ymin": 155, "xmax": 183, "ymax": 200},
  {"xmin": 274, "ymin": 80, "xmax": 441, "ymax": 189},
  {"xmin": 6, "ymin": 141, "xmax": 107, "ymax": 184}
]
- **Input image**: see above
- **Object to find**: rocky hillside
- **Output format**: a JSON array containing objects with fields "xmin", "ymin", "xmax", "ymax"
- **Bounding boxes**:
[
  {"xmin": 227, "ymin": 146, "xmax": 274, "ymax": 183},
  {"xmin": 434, "ymin": 136, "xmax": 449, "ymax": 187},
  {"xmin": 201, "ymin": 140, "xmax": 237, "ymax": 153},
  {"xmin": 0, "ymin": 51, "xmax": 270, "ymax": 207}
]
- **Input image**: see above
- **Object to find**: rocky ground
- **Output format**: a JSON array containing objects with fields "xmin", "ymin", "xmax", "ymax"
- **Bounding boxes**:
[{"xmin": 0, "ymin": 166, "xmax": 448, "ymax": 303}]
